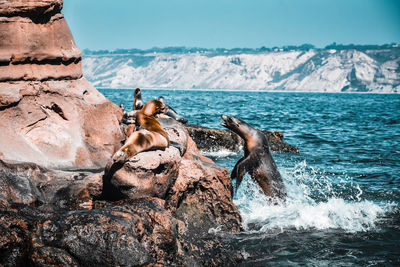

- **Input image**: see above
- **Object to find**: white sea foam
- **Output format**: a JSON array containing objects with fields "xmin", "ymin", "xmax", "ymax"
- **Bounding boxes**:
[
  {"xmin": 200, "ymin": 149, "xmax": 239, "ymax": 158},
  {"xmin": 234, "ymin": 160, "xmax": 392, "ymax": 233}
]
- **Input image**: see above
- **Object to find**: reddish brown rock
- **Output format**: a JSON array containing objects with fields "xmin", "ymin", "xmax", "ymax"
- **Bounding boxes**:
[
  {"xmin": 0, "ymin": 1, "xmax": 244, "ymax": 265},
  {"xmin": 104, "ymin": 118, "xmax": 241, "ymax": 231},
  {"xmin": 0, "ymin": 159, "xmax": 103, "ymax": 210},
  {"xmin": 0, "ymin": 0, "xmax": 63, "ymax": 18},
  {"xmin": 103, "ymin": 147, "xmax": 182, "ymax": 200},
  {"xmin": 0, "ymin": 0, "xmax": 124, "ymax": 168},
  {"xmin": 0, "ymin": 148, "xmax": 243, "ymax": 265}
]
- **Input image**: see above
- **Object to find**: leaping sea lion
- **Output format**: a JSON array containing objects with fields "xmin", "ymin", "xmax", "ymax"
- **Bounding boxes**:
[
  {"xmin": 221, "ymin": 115, "xmax": 286, "ymax": 199},
  {"xmin": 112, "ymin": 99, "xmax": 170, "ymax": 163}
]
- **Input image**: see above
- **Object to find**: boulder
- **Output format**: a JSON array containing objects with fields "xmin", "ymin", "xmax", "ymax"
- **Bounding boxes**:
[
  {"xmin": 102, "ymin": 118, "xmax": 242, "ymax": 237},
  {"xmin": 0, "ymin": 0, "xmax": 124, "ymax": 169},
  {"xmin": 187, "ymin": 124, "xmax": 300, "ymax": 153}
]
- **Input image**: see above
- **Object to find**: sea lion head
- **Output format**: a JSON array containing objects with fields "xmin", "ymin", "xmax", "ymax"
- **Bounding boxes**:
[
  {"xmin": 221, "ymin": 115, "xmax": 253, "ymax": 138},
  {"xmin": 134, "ymin": 88, "xmax": 141, "ymax": 96},
  {"xmin": 158, "ymin": 96, "xmax": 188, "ymax": 124},
  {"xmin": 133, "ymin": 88, "xmax": 144, "ymax": 110},
  {"xmin": 142, "ymin": 99, "xmax": 168, "ymax": 116}
]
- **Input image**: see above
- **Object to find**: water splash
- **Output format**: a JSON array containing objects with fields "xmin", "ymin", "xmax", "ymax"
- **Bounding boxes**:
[
  {"xmin": 234, "ymin": 160, "xmax": 391, "ymax": 233},
  {"xmin": 200, "ymin": 149, "xmax": 239, "ymax": 159}
]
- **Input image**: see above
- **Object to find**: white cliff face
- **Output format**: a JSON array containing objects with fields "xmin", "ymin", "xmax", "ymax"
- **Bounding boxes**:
[{"xmin": 82, "ymin": 49, "xmax": 400, "ymax": 93}]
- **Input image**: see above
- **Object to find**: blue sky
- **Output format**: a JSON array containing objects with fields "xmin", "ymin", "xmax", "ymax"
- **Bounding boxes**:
[{"xmin": 63, "ymin": 0, "xmax": 400, "ymax": 50}]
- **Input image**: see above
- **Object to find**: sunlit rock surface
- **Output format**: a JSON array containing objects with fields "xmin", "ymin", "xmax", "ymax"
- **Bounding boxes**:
[
  {"xmin": 0, "ymin": 119, "xmax": 243, "ymax": 265},
  {"xmin": 0, "ymin": 0, "xmax": 124, "ymax": 168}
]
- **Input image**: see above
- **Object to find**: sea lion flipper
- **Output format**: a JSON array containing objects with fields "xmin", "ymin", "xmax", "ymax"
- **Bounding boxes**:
[
  {"xmin": 231, "ymin": 157, "xmax": 245, "ymax": 180},
  {"xmin": 234, "ymin": 157, "xmax": 249, "ymax": 192}
]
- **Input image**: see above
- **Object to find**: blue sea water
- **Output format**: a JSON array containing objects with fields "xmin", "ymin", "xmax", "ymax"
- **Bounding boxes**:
[{"xmin": 100, "ymin": 89, "xmax": 400, "ymax": 266}]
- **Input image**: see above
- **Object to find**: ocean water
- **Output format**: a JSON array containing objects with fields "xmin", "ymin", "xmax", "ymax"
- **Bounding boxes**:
[{"xmin": 100, "ymin": 89, "xmax": 400, "ymax": 266}]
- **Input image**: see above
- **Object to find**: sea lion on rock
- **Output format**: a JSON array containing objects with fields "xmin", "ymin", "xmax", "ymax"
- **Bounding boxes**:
[
  {"xmin": 121, "ymin": 88, "xmax": 144, "ymax": 130},
  {"xmin": 158, "ymin": 96, "xmax": 188, "ymax": 124},
  {"xmin": 112, "ymin": 100, "xmax": 169, "ymax": 163},
  {"xmin": 133, "ymin": 88, "xmax": 144, "ymax": 111},
  {"xmin": 221, "ymin": 115, "xmax": 286, "ymax": 199}
]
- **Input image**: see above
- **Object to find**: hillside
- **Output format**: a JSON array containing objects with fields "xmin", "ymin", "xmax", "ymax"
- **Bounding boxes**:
[{"xmin": 82, "ymin": 48, "xmax": 400, "ymax": 92}]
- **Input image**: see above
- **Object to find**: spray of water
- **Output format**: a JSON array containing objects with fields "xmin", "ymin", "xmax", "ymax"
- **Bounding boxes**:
[
  {"xmin": 234, "ymin": 160, "xmax": 391, "ymax": 233},
  {"xmin": 200, "ymin": 149, "xmax": 239, "ymax": 159}
]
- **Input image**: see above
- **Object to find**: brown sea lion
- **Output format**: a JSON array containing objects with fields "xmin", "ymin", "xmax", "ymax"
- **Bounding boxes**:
[
  {"xmin": 221, "ymin": 115, "xmax": 286, "ymax": 199},
  {"xmin": 124, "ymin": 124, "xmax": 136, "ymax": 137},
  {"xmin": 112, "ymin": 99, "xmax": 169, "ymax": 163},
  {"xmin": 121, "ymin": 88, "xmax": 144, "ymax": 133},
  {"xmin": 133, "ymin": 88, "xmax": 144, "ymax": 111}
]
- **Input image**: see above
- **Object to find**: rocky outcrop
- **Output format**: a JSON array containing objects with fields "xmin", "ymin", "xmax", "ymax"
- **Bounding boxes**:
[
  {"xmin": 0, "ymin": 0, "xmax": 124, "ymax": 169},
  {"xmin": 103, "ymin": 117, "xmax": 241, "ymax": 230},
  {"xmin": 187, "ymin": 124, "xmax": 300, "ymax": 153},
  {"xmin": 0, "ymin": 118, "xmax": 243, "ymax": 265}
]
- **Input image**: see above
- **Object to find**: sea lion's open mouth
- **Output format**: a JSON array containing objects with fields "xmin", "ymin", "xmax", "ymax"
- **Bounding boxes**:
[{"xmin": 221, "ymin": 115, "xmax": 229, "ymax": 128}]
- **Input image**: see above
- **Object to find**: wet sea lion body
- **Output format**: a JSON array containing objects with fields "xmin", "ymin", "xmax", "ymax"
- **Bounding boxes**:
[{"xmin": 221, "ymin": 115, "xmax": 286, "ymax": 199}]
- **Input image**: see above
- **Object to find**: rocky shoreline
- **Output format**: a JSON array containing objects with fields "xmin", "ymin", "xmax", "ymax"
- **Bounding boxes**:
[
  {"xmin": 0, "ymin": 1, "xmax": 298, "ymax": 265},
  {"xmin": 0, "ymin": 119, "xmax": 297, "ymax": 266}
]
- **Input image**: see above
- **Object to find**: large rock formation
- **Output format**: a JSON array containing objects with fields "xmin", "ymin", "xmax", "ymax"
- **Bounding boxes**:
[
  {"xmin": 0, "ymin": 0, "xmax": 123, "ymax": 168},
  {"xmin": 0, "ymin": 118, "xmax": 243, "ymax": 265},
  {"xmin": 0, "ymin": 1, "xmax": 281, "ymax": 265}
]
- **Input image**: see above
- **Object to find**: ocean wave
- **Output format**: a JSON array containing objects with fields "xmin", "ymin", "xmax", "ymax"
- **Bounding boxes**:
[
  {"xmin": 200, "ymin": 149, "xmax": 239, "ymax": 159},
  {"xmin": 234, "ymin": 161, "xmax": 394, "ymax": 233}
]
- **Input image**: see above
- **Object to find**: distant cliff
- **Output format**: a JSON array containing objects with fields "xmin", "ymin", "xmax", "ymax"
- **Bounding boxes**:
[{"xmin": 82, "ymin": 48, "xmax": 400, "ymax": 93}]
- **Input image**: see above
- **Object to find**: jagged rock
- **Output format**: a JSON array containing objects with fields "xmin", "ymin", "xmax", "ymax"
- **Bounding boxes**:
[
  {"xmin": 99, "ymin": 118, "xmax": 242, "ymax": 263},
  {"xmin": 0, "ymin": 202, "xmax": 151, "ymax": 266},
  {"xmin": 103, "ymin": 147, "xmax": 181, "ymax": 200},
  {"xmin": 0, "ymin": 1, "xmax": 248, "ymax": 265},
  {"xmin": 0, "ymin": 0, "xmax": 63, "ymax": 18},
  {"xmin": 0, "ymin": 0, "xmax": 124, "ymax": 168},
  {"xmin": 103, "ymin": 117, "xmax": 187, "ymax": 200},
  {"xmin": 260, "ymin": 130, "xmax": 300, "ymax": 153},
  {"xmin": 187, "ymin": 124, "xmax": 300, "ymax": 153},
  {"xmin": 103, "ymin": 118, "xmax": 241, "ymax": 234},
  {"xmin": 0, "ymin": 117, "xmax": 242, "ymax": 265},
  {"xmin": 0, "ymin": 159, "xmax": 103, "ymax": 210},
  {"xmin": 0, "ymin": 146, "xmax": 242, "ymax": 266}
]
